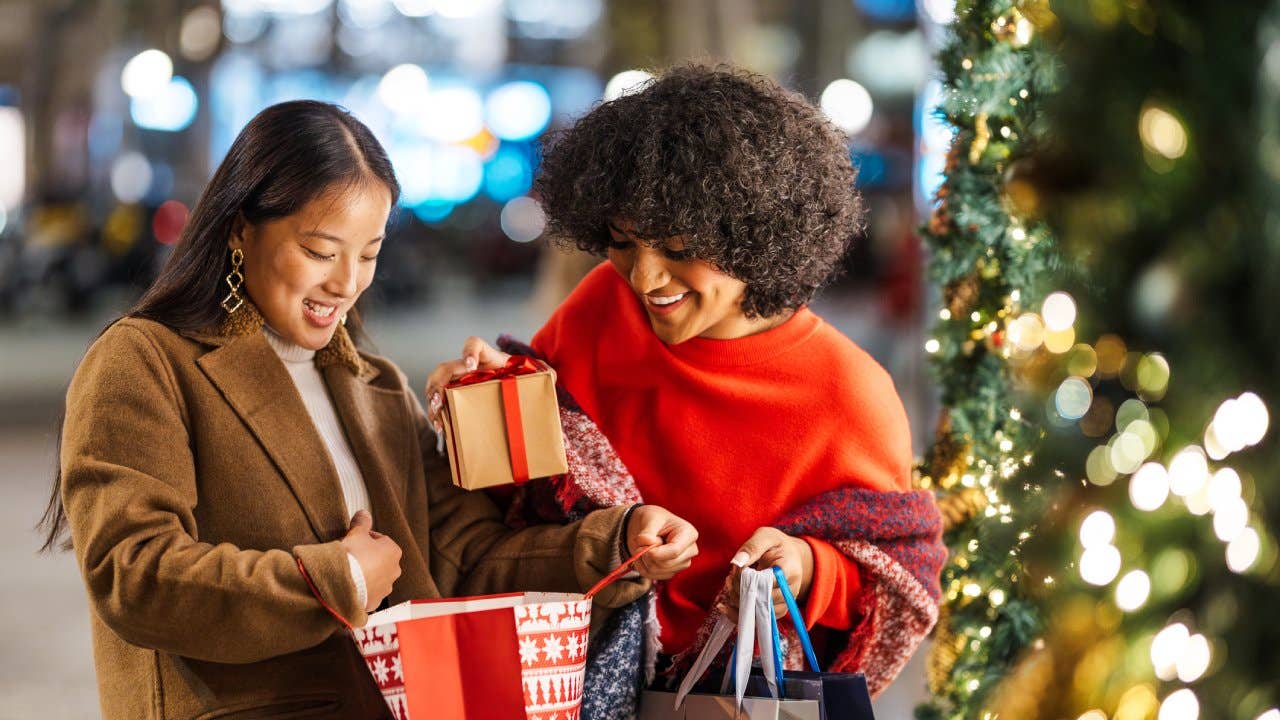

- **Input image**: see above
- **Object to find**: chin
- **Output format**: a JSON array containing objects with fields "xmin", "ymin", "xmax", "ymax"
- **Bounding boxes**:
[{"xmin": 648, "ymin": 321, "xmax": 693, "ymax": 345}]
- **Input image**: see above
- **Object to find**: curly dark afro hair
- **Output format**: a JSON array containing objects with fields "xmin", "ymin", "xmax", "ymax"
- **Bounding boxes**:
[{"xmin": 534, "ymin": 63, "xmax": 864, "ymax": 318}]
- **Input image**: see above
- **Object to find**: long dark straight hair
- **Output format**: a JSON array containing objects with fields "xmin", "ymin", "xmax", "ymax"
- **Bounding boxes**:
[{"xmin": 38, "ymin": 100, "xmax": 400, "ymax": 551}]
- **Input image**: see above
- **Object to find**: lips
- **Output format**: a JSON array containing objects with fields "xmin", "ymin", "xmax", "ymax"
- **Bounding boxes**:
[{"xmin": 302, "ymin": 298, "xmax": 339, "ymax": 327}]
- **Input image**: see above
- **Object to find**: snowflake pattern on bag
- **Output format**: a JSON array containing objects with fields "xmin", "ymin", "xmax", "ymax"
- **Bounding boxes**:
[
  {"xmin": 354, "ymin": 623, "xmax": 410, "ymax": 720},
  {"xmin": 517, "ymin": 599, "xmax": 593, "ymax": 720},
  {"xmin": 354, "ymin": 598, "xmax": 593, "ymax": 720}
]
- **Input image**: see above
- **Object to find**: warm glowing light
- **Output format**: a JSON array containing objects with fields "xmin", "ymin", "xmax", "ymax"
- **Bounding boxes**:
[
  {"xmin": 1130, "ymin": 463, "xmax": 1170, "ymax": 511},
  {"xmin": 1157, "ymin": 688, "xmax": 1199, "ymax": 720},
  {"xmin": 1080, "ymin": 544, "xmax": 1122, "ymax": 586},
  {"xmin": 1168, "ymin": 447, "xmax": 1209, "ymax": 497},
  {"xmin": 820, "ymin": 79, "xmax": 874, "ymax": 135},
  {"xmin": 1140, "ymin": 104, "xmax": 1189, "ymax": 160},
  {"xmin": 989, "ymin": 589, "xmax": 1006, "ymax": 606},
  {"xmin": 1150, "ymin": 623, "xmax": 1189, "ymax": 681},
  {"xmin": 377, "ymin": 64, "xmax": 429, "ymax": 114},
  {"xmin": 121, "ymin": 49, "xmax": 173, "ymax": 98},
  {"xmin": 1175, "ymin": 634, "xmax": 1211, "ymax": 683},
  {"xmin": 1008, "ymin": 312, "xmax": 1045, "ymax": 351},
  {"xmin": 1079, "ymin": 510, "xmax": 1116, "ymax": 549},
  {"xmin": 1212, "ymin": 496, "xmax": 1249, "ymax": 543},
  {"xmin": 1041, "ymin": 291, "xmax": 1077, "ymax": 331},
  {"xmin": 1115, "ymin": 570, "xmax": 1150, "ymax": 611},
  {"xmin": 925, "ymin": 338, "xmax": 941, "ymax": 354},
  {"xmin": 1227, "ymin": 528, "xmax": 1261, "ymax": 573}
]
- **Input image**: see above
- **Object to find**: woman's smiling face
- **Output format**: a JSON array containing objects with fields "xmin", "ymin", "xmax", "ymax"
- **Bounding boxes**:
[
  {"xmin": 231, "ymin": 183, "xmax": 391, "ymax": 350},
  {"xmin": 606, "ymin": 219, "xmax": 787, "ymax": 344}
]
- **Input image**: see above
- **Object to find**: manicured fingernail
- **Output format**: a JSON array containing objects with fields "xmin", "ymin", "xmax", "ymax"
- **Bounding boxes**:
[
  {"xmin": 730, "ymin": 552, "xmax": 749, "ymax": 568},
  {"xmin": 465, "ymin": 357, "xmax": 477, "ymax": 370}
]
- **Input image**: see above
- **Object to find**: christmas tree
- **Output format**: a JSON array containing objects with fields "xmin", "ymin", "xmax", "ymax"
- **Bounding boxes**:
[{"xmin": 919, "ymin": 1, "xmax": 1280, "ymax": 718}]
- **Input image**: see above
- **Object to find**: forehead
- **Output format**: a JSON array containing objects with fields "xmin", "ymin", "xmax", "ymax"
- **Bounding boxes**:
[{"xmin": 283, "ymin": 184, "xmax": 392, "ymax": 236}]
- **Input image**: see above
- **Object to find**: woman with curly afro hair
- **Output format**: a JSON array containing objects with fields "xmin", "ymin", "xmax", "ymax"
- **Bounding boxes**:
[{"xmin": 427, "ymin": 64, "xmax": 943, "ymax": 701}]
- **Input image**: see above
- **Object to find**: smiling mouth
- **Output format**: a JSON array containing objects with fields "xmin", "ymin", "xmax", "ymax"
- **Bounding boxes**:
[
  {"xmin": 303, "ymin": 299, "xmax": 336, "ymax": 317},
  {"xmin": 643, "ymin": 292, "xmax": 690, "ymax": 317}
]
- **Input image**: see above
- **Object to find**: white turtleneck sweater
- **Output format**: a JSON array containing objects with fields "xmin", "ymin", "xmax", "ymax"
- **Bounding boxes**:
[{"xmin": 264, "ymin": 328, "xmax": 369, "ymax": 610}]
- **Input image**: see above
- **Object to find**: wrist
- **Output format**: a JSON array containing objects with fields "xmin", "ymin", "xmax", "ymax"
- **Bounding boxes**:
[{"xmin": 619, "ymin": 503, "xmax": 644, "ymax": 558}]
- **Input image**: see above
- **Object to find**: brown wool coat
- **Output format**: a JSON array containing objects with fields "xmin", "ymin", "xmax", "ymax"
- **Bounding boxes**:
[{"xmin": 60, "ymin": 310, "xmax": 647, "ymax": 720}]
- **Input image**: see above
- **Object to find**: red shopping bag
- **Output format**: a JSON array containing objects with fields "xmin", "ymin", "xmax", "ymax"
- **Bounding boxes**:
[
  {"xmin": 300, "ymin": 548, "xmax": 650, "ymax": 720},
  {"xmin": 355, "ymin": 593, "xmax": 592, "ymax": 720}
]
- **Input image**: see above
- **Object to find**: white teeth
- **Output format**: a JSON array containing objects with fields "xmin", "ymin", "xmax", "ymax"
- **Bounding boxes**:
[
  {"xmin": 648, "ymin": 293, "xmax": 686, "ymax": 306},
  {"xmin": 304, "ymin": 300, "xmax": 335, "ymax": 317}
]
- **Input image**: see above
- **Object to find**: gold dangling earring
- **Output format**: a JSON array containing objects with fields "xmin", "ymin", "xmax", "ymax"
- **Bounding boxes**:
[
  {"xmin": 339, "ymin": 314, "xmax": 347, "ymax": 326},
  {"xmin": 221, "ymin": 248, "xmax": 245, "ymax": 314}
]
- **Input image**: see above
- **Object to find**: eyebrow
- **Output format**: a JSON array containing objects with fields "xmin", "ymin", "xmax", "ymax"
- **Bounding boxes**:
[{"xmin": 301, "ymin": 230, "xmax": 385, "ymax": 246}]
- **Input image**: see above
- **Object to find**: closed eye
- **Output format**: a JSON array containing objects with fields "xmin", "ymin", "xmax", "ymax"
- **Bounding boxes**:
[
  {"xmin": 663, "ymin": 248, "xmax": 692, "ymax": 261},
  {"xmin": 608, "ymin": 239, "xmax": 634, "ymax": 250},
  {"xmin": 304, "ymin": 247, "xmax": 335, "ymax": 261}
]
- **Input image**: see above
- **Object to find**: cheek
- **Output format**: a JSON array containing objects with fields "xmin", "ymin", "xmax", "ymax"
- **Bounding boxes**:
[
  {"xmin": 607, "ymin": 249, "xmax": 633, "ymax": 277},
  {"xmin": 681, "ymin": 263, "xmax": 744, "ymax": 304}
]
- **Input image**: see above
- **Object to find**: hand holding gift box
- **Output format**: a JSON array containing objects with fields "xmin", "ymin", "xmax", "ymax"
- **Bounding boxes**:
[{"xmin": 439, "ymin": 355, "xmax": 568, "ymax": 490}]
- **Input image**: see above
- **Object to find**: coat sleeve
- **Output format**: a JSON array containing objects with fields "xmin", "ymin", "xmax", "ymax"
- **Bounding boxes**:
[
  {"xmin": 61, "ymin": 322, "xmax": 365, "ymax": 664},
  {"xmin": 404, "ymin": 387, "xmax": 649, "ymax": 609}
]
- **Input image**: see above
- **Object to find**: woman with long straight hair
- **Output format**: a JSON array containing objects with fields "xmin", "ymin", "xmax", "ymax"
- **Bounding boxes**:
[{"xmin": 39, "ymin": 100, "xmax": 697, "ymax": 720}]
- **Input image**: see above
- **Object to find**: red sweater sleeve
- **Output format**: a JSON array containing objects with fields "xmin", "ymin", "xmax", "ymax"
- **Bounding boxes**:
[{"xmin": 799, "ymin": 537, "xmax": 863, "ymax": 631}]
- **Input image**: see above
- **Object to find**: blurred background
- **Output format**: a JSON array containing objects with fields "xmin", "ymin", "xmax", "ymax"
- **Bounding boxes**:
[{"xmin": 0, "ymin": 0, "xmax": 954, "ymax": 716}]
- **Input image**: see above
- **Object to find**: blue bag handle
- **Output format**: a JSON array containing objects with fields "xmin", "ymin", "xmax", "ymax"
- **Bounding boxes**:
[{"xmin": 773, "ymin": 565, "xmax": 823, "ymax": 672}]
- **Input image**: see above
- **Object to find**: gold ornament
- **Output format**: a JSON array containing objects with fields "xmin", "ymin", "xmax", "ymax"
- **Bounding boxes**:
[
  {"xmin": 992, "ymin": 7, "xmax": 1035, "ymax": 48},
  {"xmin": 924, "ymin": 410, "xmax": 972, "ymax": 489},
  {"xmin": 983, "ymin": 644, "xmax": 1054, "ymax": 719},
  {"xmin": 938, "ymin": 487, "xmax": 990, "ymax": 532},
  {"xmin": 944, "ymin": 273, "xmax": 983, "ymax": 316},
  {"xmin": 927, "ymin": 604, "xmax": 959, "ymax": 695},
  {"xmin": 969, "ymin": 112, "xmax": 991, "ymax": 164}
]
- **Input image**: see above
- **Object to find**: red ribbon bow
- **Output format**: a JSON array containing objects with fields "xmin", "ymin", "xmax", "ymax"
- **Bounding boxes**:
[{"xmin": 445, "ymin": 355, "xmax": 543, "ymax": 484}]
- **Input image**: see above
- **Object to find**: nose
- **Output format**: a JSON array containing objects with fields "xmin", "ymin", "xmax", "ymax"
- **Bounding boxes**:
[
  {"xmin": 629, "ymin": 247, "xmax": 669, "ymax": 294},
  {"xmin": 324, "ymin": 256, "xmax": 361, "ymax": 299}
]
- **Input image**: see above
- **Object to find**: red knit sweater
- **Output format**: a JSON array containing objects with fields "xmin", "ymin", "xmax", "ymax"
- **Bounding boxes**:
[{"xmin": 532, "ymin": 263, "xmax": 913, "ymax": 653}]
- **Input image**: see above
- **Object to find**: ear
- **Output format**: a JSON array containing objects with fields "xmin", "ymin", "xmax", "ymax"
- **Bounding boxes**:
[{"xmin": 228, "ymin": 213, "xmax": 249, "ymax": 251}]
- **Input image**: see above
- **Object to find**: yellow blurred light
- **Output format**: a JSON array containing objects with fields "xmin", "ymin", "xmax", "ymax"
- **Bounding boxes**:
[
  {"xmin": 989, "ymin": 588, "xmax": 1006, "ymax": 606},
  {"xmin": 1109, "ymin": 431, "xmax": 1147, "ymax": 475},
  {"xmin": 1067, "ymin": 343, "xmax": 1100, "ymax": 377},
  {"xmin": 1008, "ymin": 313, "xmax": 1046, "ymax": 351},
  {"xmin": 1136, "ymin": 353, "xmax": 1171, "ymax": 398},
  {"xmin": 1115, "ymin": 684, "xmax": 1159, "ymax": 720},
  {"xmin": 963, "ymin": 583, "xmax": 982, "ymax": 597},
  {"xmin": 1078, "ymin": 711, "xmax": 1107, "ymax": 720},
  {"xmin": 1116, "ymin": 398, "xmax": 1149, "ymax": 430},
  {"xmin": 1087, "ymin": 445, "xmax": 1118, "ymax": 486},
  {"xmin": 925, "ymin": 338, "xmax": 941, "ymax": 354},
  {"xmin": 1044, "ymin": 326, "xmax": 1076, "ymax": 353},
  {"xmin": 1095, "ymin": 334, "xmax": 1128, "ymax": 377},
  {"xmin": 1140, "ymin": 104, "xmax": 1189, "ymax": 160},
  {"xmin": 939, "ymin": 308, "xmax": 952, "ymax": 320},
  {"xmin": 1129, "ymin": 462, "xmax": 1169, "ymax": 511},
  {"xmin": 1255, "ymin": 710, "xmax": 1280, "ymax": 720},
  {"xmin": 1213, "ymin": 496, "xmax": 1249, "ymax": 543},
  {"xmin": 1115, "ymin": 570, "xmax": 1150, "ymax": 611},
  {"xmin": 458, "ymin": 127, "xmax": 500, "ymax": 159}
]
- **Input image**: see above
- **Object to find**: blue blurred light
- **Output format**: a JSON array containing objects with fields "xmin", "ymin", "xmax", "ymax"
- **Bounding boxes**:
[
  {"xmin": 853, "ymin": 0, "xmax": 916, "ymax": 22},
  {"xmin": 485, "ymin": 81, "xmax": 552, "ymax": 141},
  {"xmin": 0, "ymin": 85, "xmax": 18, "ymax": 107},
  {"xmin": 851, "ymin": 149, "xmax": 888, "ymax": 187},
  {"xmin": 413, "ymin": 201, "xmax": 455, "ymax": 223},
  {"xmin": 431, "ymin": 145, "xmax": 484, "ymax": 203},
  {"xmin": 390, "ymin": 140, "xmax": 434, "ymax": 206},
  {"xmin": 484, "ymin": 144, "xmax": 534, "ymax": 202},
  {"xmin": 131, "ymin": 76, "xmax": 199, "ymax": 132}
]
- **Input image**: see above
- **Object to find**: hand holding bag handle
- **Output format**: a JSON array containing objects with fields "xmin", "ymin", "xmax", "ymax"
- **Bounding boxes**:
[
  {"xmin": 674, "ymin": 567, "xmax": 786, "ymax": 713},
  {"xmin": 772, "ymin": 565, "xmax": 822, "ymax": 672}
]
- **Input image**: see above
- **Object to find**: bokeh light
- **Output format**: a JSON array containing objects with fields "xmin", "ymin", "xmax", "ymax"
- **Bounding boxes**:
[
  {"xmin": 1175, "ymin": 634, "xmax": 1211, "ymax": 683},
  {"xmin": 1151, "ymin": 622, "xmax": 1190, "ymax": 681},
  {"xmin": 180, "ymin": 7, "xmax": 223, "ymax": 62},
  {"xmin": 377, "ymin": 64, "xmax": 429, "ymax": 114},
  {"xmin": 1055, "ymin": 376, "xmax": 1093, "ymax": 420},
  {"xmin": 110, "ymin": 152, "xmax": 153, "ymax": 204},
  {"xmin": 1079, "ymin": 510, "xmax": 1116, "ymax": 549},
  {"xmin": 121, "ymin": 49, "xmax": 173, "ymax": 99},
  {"xmin": 1226, "ymin": 528, "xmax": 1261, "ymax": 573},
  {"xmin": 1115, "ymin": 570, "xmax": 1151, "ymax": 611},
  {"xmin": 152, "ymin": 200, "xmax": 189, "ymax": 245},
  {"xmin": 604, "ymin": 70, "xmax": 653, "ymax": 101},
  {"xmin": 1080, "ymin": 544, "xmax": 1122, "ymax": 586},
  {"xmin": 1042, "ymin": 291, "xmax": 1077, "ymax": 331},
  {"xmin": 1129, "ymin": 462, "xmax": 1170, "ymax": 511},
  {"xmin": 500, "ymin": 196, "xmax": 546, "ymax": 243},
  {"xmin": 484, "ymin": 81, "xmax": 552, "ymax": 141},
  {"xmin": 820, "ymin": 79, "xmax": 874, "ymax": 135},
  {"xmin": 1157, "ymin": 688, "xmax": 1199, "ymax": 720},
  {"xmin": 421, "ymin": 86, "xmax": 484, "ymax": 142},
  {"xmin": 1140, "ymin": 103, "xmax": 1189, "ymax": 160},
  {"xmin": 1168, "ymin": 447, "xmax": 1210, "ymax": 498},
  {"xmin": 130, "ymin": 76, "xmax": 199, "ymax": 132}
]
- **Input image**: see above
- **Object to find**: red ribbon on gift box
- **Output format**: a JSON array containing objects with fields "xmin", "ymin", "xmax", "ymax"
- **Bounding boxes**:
[{"xmin": 445, "ymin": 355, "xmax": 543, "ymax": 484}]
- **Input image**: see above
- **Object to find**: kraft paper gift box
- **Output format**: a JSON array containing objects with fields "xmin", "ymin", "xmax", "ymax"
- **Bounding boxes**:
[{"xmin": 440, "ymin": 355, "xmax": 568, "ymax": 490}]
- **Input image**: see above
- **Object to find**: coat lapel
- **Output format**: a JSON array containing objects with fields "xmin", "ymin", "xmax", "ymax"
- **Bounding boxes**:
[
  {"xmin": 323, "ymin": 364, "xmax": 409, "ymax": 526},
  {"xmin": 196, "ymin": 333, "xmax": 350, "ymax": 542}
]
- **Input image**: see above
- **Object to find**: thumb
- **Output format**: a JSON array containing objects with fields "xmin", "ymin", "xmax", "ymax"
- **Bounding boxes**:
[
  {"xmin": 731, "ymin": 528, "xmax": 779, "ymax": 568},
  {"xmin": 348, "ymin": 509, "xmax": 373, "ymax": 534}
]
